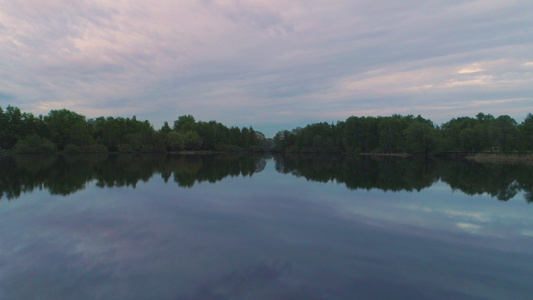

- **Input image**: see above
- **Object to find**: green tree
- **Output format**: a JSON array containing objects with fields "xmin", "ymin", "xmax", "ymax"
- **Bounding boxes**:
[
  {"xmin": 44, "ymin": 109, "xmax": 87, "ymax": 150},
  {"xmin": 520, "ymin": 113, "xmax": 533, "ymax": 151},
  {"xmin": 404, "ymin": 121, "xmax": 438, "ymax": 155},
  {"xmin": 0, "ymin": 106, "xmax": 23, "ymax": 148},
  {"xmin": 174, "ymin": 115, "xmax": 196, "ymax": 132},
  {"xmin": 160, "ymin": 121, "xmax": 171, "ymax": 134},
  {"xmin": 69, "ymin": 121, "xmax": 92, "ymax": 147},
  {"xmin": 183, "ymin": 131, "xmax": 203, "ymax": 150},
  {"xmin": 377, "ymin": 115, "xmax": 408, "ymax": 153},
  {"xmin": 492, "ymin": 115, "xmax": 519, "ymax": 152},
  {"xmin": 12, "ymin": 134, "xmax": 56, "ymax": 153},
  {"xmin": 273, "ymin": 130, "xmax": 295, "ymax": 152},
  {"xmin": 343, "ymin": 116, "xmax": 378, "ymax": 152},
  {"xmin": 166, "ymin": 132, "xmax": 185, "ymax": 151},
  {"xmin": 441, "ymin": 116, "xmax": 478, "ymax": 151}
]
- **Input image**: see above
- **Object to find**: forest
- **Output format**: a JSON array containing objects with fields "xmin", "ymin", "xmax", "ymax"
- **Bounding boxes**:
[
  {"xmin": 0, "ymin": 106, "xmax": 266, "ymax": 154},
  {"xmin": 273, "ymin": 113, "xmax": 533, "ymax": 154},
  {"xmin": 0, "ymin": 105, "xmax": 532, "ymax": 154}
]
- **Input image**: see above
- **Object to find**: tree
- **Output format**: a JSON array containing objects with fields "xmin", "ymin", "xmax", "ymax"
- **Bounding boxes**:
[
  {"xmin": 69, "ymin": 121, "xmax": 92, "ymax": 147},
  {"xmin": 44, "ymin": 109, "xmax": 87, "ymax": 150},
  {"xmin": 273, "ymin": 130, "xmax": 295, "ymax": 152},
  {"xmin": 520, "ymin": 113, "xmax": 533, "ymax": 151},
  {"xmin": 491, "ymin": 115, "xmax": 519, "ymax": 152},
  {"xmin": 183, "ymin": 131, "xmax": 203, "ymax": 150},
  {"xmin": 240, "ymin": 127, "xmax": 251, "ymax": 150},
  {"xmin": 166, "ymin": 132, "xmax": 185, "ymax": 151},
  {"xmin": 440, "ymin": 116, "xmax": 478, "ymax": 151},
  {"xmin": 343, "ymin": 116, "xmax": 378, "ymax": 152},
  {"xmin": 0, "ymin": 106, "xmax": 23, "ymax": 148},
  {"xmin": 160, "ymin": 121, "xmax": 171, "ymax": 134},
  {"xmin": 377, "ymin": 115, "xmax": 407, "ymax": 153},
  {"xmin": 174, "ymin": 115, "xmax": 196, "ymax": 132},
  {"xmin": 404, "ymin": 121, "xmax": 438, "ymax": 155},
  {"xmin": 12, "ymin": 134, "xmax": 56, "ymax": 153}
]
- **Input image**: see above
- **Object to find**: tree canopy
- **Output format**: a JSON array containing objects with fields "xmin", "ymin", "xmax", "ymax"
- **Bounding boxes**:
[
  {"xmin": 0, "ymin": 105, "xmax": 531, "ymax": 154},
  {"xmin": 272, "ymin": 113, "xmax": 532, "ymax": 155},
  {"xmin": 0, "ymin": 106, "xmax": 266, "ymax": 153}
]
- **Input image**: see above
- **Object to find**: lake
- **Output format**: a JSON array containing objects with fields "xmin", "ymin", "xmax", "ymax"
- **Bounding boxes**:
[{"xmin": 0, "ymin": 154, "xmax": 532, "ymax": 299}]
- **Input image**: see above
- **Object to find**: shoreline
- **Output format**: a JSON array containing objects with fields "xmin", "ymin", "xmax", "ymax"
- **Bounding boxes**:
[{"xmin": 465, "ymin": 153, "xmax": 533, "ymax": 165}]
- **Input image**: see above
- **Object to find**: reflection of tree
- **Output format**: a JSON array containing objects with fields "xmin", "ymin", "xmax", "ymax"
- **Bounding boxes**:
[
  {"xmin": 2, "ymin": 153, "xmax": 532, "ymax": 203},
  {"xmin": 437, "ymin": 160, "xmax": 533, "ymax": 201},
  {"xmin": 0, "ymin": 154, "xmax": 267, "ymax": 200},
  {"xmin": 273, "ymin": 154, "xmax": 533, "ymax": 202},
  {"xmin": 275, "ymin": 154, "xmax": 438, "ymax": 192}
]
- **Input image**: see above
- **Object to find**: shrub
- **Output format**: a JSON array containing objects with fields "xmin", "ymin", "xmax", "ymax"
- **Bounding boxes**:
[{"xmin": 12, "ymin": 135, "xmax": 57, "ymax": 154}]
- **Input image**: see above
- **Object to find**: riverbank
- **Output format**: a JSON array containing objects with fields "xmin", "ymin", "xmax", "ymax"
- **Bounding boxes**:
[
  {"xmin": 357, "ymin": 152, "xmax": 412, "ymax": 158},
  {"xmin": 466, "ymin": 153, "xmax": 533, "ymax": 165}
]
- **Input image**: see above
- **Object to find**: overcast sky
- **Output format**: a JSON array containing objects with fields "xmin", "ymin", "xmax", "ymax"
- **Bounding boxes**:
[{"xmin": 1, "ymin": 0, "xmax": 532, "ymax": 136}]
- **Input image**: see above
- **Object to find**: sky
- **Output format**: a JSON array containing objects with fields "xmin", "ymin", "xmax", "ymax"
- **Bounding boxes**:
[{"xmin": 1, "ymin": 0, "xmax": 532, "ymax": 137}]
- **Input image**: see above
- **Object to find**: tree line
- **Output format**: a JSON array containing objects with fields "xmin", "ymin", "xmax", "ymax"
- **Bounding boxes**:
[
  {"xmin": 273, "ymin": 113, "xmax": 533, "ymax": 154},
  {"xmin": 1, "ymin": 105, "xmax": 532, "ymax": 154},
  {"xmin": 0, "ymin": 106, "xmax": 266, "ymax": 153}
]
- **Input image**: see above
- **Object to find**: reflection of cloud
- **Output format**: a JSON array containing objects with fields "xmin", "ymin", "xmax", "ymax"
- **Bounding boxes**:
[
  {"xmin": 521, "ymin": 230, "xmax": 533, "ymax": 238},
  {"xmin": 177, "ymin": 261, "xmax": 293, "ymax": 299},
  {"xmin": 445, "ymin": 210, "xmax": 490, "ymax": 222},
  {"xmin": 456, "ymin": 222, "xmax": 482, "ymax": 233}
]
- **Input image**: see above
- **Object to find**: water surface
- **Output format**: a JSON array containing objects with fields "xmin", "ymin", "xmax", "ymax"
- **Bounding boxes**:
[{"xmin": 0, "ymin": 154, "xmax": 532, "ymax": 299}]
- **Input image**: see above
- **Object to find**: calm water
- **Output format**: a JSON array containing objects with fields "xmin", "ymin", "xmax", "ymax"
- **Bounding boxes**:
[{"xmin": 0, "ymin": 154, "xmax": 532, "ymax": 299}]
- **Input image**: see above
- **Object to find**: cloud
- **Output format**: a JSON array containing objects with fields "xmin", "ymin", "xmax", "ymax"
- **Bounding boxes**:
[
  {"xmin": 458, "ymin": 64, "xmax": 484, "ymax": 74},
  {"xmin": 0, "ymin": 0, "xmax": 532, "ymax": 135},
  {"xmin": 446, "ymin": 75, "xmax": 493, "ymax": 87}
]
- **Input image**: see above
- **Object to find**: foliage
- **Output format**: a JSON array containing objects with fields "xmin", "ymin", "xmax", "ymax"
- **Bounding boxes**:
[
  {"xmin": 0, "ymin": 106, "xmax": 270, "ymax": 153},
  {"xmin": 273, "ymin": 113, "xmax": 531, "ymax": 155},
  {"xmin": 11, "ymin": 134, "xmax": 56, "ymax": 154},
  {"xmin": 1, "ymin": 105, "xmax": 531, "ymax": 154}
]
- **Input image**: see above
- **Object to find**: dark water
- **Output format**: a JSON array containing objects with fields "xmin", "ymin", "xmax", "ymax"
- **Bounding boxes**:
[{"xmin": 0, "ymin": 154, "xmax": 532, "ymax": 299}]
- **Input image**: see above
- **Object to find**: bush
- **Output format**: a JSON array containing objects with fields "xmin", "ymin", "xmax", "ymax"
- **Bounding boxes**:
[
  {"xmin": 116, "ymin": 143, "xmax": 134, "ymax": 153},
  {"xmin": 216, "ymin": 144, "xmax": 242, "ymax": 152},
  {"xmin": 64, "ymin": 143, "xmax": 108, "ymax": 153},
  {"xmin": 12, "ymin": 135, "xmax": 57, "ymax": 154}
]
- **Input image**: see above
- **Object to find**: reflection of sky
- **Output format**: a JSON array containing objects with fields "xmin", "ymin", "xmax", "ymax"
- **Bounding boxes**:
[{"xmin": 0, "ymin": 159, "xmax": 532, "ymax": 299}]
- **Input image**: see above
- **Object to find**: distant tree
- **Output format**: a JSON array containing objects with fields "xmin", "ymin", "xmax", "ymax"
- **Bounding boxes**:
[
  {"xmin": 492, "ymin": 115, "xmax": 519, "ymax": 152},
  {"xmin": 520, "ymin": 113, "xmax": 533, "ymax": 151},
  {"xmin": 183, "ymin": 131, "xmax": 203, "ymax": 150},
  {"xmin": 0, "ymin": 106, "xmax": 24, "ymax": 148},
  {"xmin": 440, "ymin": 117, "xmax": 478, "ymax": 151},
  {"xmin": 166, "ymin": 132, "xmax": 185, "ymax": 151},
  {"xmin": 404, "ymin": 121, "xmax": 438, "ymax": 155},
  {"xmin": 160, "ymin": 121, "xmax": 171, "ymax": 134},
  {"xmin": 273, "ymin": 130, "xmax": 295, "ymax": 152},
  {"xmin": 240, "ymin": 127, "xmax": 251, "ymax": 150},
  {"xmin": 343, "ymin": 116, "xmax": 378, "ymax": 152},
  {"xmin": 174, "ymin": 115, "xmax": 196, "ymax": 132},
  {"xmin": 44, "ymin": 109, "xmax": 87, "ymax": 150},
  {"xmin": 377, "ymin": 115, "xmax": 408, "ymax": 153},
  {"xmin": 12, "ymin": 134, "xmax": 56, "ymax": 153}
]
